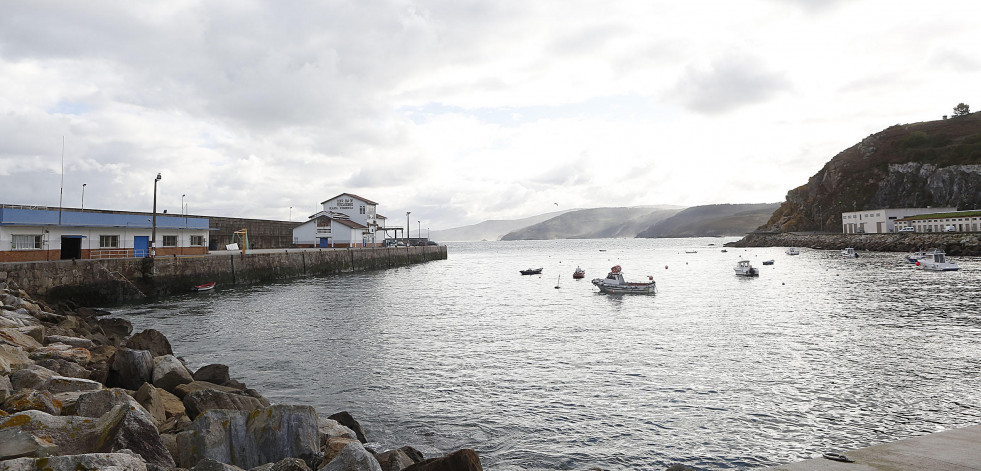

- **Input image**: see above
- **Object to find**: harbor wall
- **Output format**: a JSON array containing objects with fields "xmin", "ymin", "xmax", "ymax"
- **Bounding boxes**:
[
  {"xmin": 0, "ymin": 245, "xmax": 447, "ymax": 306},
  {"xmin": 727, "ymin": 232, "xmax": 981, "ymax": 255}
]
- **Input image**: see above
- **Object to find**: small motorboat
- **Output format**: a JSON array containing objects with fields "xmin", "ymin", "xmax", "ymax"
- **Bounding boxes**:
[
  {"xmin": 734, "ymin": 260, "xmax": 759, "ymax": 277},
  {"xmin": 520, "ymin": 268, "xmax": 543, "ymax": 275},
  {"xmin": 192, "ymin": 281, "xmax": 216, "ymax": 292},
  {"xmin": 841, "ymin": 248, "xmax": 860, "ymax": 258},
  {"xmin": 572, "ymin": 266, "xmax": 586, "ymax": 279},
  {"xmin": 916, "ymin": 251, "xmax": 959, "ymax": 271},
  {"xmin": 786, "ymin": 247, "xmax": 800, "ymax": 256},
  {"xmin": 762, "ymin": 260, "xmax": 774, "ymax": 265},
  {"xmin": 592, "ymin": 266, "xmax": 656, "ymax": 294},
  {"xmin": 685, "ymin": 250, "xmax": 698, "ymax": 254}
]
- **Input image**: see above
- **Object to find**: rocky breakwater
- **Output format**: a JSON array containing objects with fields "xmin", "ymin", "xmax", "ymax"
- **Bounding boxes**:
[
  {"xmin": 0, "ymin": 280, "xmax": 483, "ymax": 471},
  {"xmin": 728, "ymin": 232, "xmax": 981, "ymax": 255}
]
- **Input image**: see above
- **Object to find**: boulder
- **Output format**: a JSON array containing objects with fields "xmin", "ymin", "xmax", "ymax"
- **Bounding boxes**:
[
  {"xmin": 321, "ymin": 437, "xmax": 356, "ymax": 464},
  {"xmin": 43, "ymin": 335, "xmax": 95, "ymax": 349},
  {"xmin": 9, "ymin": 365, "xmax": 57, "ymax": 390},
  {"xmin": 318, "ymin": 418, "xmax": 358, "ymax": 446},
  {"xmin": 173, "ymin": 380, "xmax": 241, "ymax": 399},
  {"xmin": 88, "ymin": 345, "xmax": 117, "ymax": 364},
  {"xmin": 124, "ymin": 329, "xmax": 173, "ymax": 357},
  {"xmin": 50, "ymin": 390, "xmax": 93, "ymax": 416},
  {"xmin": 319, "ymin": 440, "xmax": 381, "ymax": 471},
  {"xmin": 182, "ymin": 388, "xmax": 266, "ymax": 419},
  {"xmin": 27, "ymin": 344, "xmax": 91, "ymax": 364},
  {"xmin": 0, "ymin": 344, "xmax": 32, "ymax": 375},
  {"xmin": 402, "ymin": 450, "xmax": 482, "ymax": 471},
  {"xmin": 0, "ymin": 428, "xmax": 59, "ymax": 460},
  {"xmin": 192, "ymin": 363, "xmax": 231, "ymax": 385},
  {"xmin": 0, "ymin": 328, "xmax": 42, "ymax": 350},
  {"xmin": 96, "ymin": 317, "xmax": 132, "ymax": 347},
  {"xmin": 267, "ymin": 457, "xmax": 313, "ymax": 471},
  {"xmin": 1, "ymin": 389, "xmax": 62, "ymax": 415},
  {"xmin": 328, "ymin": 411, "xmax": 368, "ymax": 443},
  {"xmin": 134, "ymin": 383, "xmax": 168, "ymax": 426},
  {"xmin": 374, "ymin": 448, "xmax": 420, "ymax": 471},
  {"xmin": 0, "ymin": 309, "xmax": 39, "ymax": 328},
  {"xmin": 106, "ymin": 348, "xmax": 153, "ymax": 390},
  {"xmin": 44, "ymin": 376, "xmax": 103, "ymax": 394},
  {"xmin": 35, "ymin": 358, "xmax": 91, "ymax": 379},
  {"xmin": 157, "ymin": 388, "xmax": 186, "ymax": 419},
  {"xmin": 0, "ymin": 451, "xmax": 147, "ymax": 471},
  {"xmin": 151, "ymin": 354, "xmax": 194, "ymax": 392},
  {"xmin": 74, "ymin": 388, "xmax": 146, "ymax": 419},
  {"xmin": 176, "ymin": 404, "xmax": 321, "ymax": 469},
  {"xmin": 0, "ymin": 374, "xmax": 11, "ymax": 402},
  {"xmin": 190, "ymin": 459, "xmax": 246, "ymax": 471},
  {"xmin": 15, "ymin": 326, "xmax": 44, "ymax": 345}
]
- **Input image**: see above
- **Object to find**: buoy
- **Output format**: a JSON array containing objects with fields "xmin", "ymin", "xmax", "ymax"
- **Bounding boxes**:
[
  {"xmin": 665, "ymin": 265, "xmax": 668, "ymax": 269},
  {"xmin": 916, "ymin": 261, "xmax": 920, "ymax": 266}
]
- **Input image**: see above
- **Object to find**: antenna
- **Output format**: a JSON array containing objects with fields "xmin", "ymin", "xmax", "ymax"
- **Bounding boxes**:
[{"xmin": 58, "ymin": 136, "xmax": 65, "ymax": 224}]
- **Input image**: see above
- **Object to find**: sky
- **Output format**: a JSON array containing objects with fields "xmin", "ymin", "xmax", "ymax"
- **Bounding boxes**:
[{"xmin": 1, "ymin": 1, "xmax": 978, "ymax": 230}]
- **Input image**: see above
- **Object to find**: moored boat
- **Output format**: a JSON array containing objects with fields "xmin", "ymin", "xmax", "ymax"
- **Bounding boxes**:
[
  {"xmin": 841, "ymin": 247, "xmax": 860, "ymax": 258},
  {"xmin": 591, "ymin": 265, "xmax": 656, "ymax": 294},
  {"xmin": 786, "ymin": 247, "xmax": 800, "ymax": 255},
  {"xmin": 734, "ymin": 260, "xmax": 759, "ymax": 277},
  {"xmin": 192, "ymin": 281, "xmax": 216, "ymax": 292},
  {"xmin": 520, "ymin": 268, "xmax": 543, "ymax": 275},
  {"xmin": 573, "ymin": 266, "xmax": 585, "ymax": 279},
  {"xmin": 916, "ymin": 251, "xmax": 959, "ymax": 271},
  {"xmin": 762, "ymin": 260, "xmax": 774, "ymax": 265}
]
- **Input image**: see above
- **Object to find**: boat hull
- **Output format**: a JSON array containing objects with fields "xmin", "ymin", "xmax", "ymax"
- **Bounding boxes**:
[{"xmin": 592, "ymin": 280, "xmax": 656, "ymax": 294}]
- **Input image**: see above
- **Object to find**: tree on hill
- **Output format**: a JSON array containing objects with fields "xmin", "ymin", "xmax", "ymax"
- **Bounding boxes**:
[{"xmin": 953, "ymin": 103, "xmax": 971, "ymax": 116}]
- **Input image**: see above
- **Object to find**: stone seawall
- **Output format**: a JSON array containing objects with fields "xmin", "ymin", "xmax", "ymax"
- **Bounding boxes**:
[
  {"xmin": 0, "ymin": 245, "xmax": 447, "ymax": 306},
  {"xmin": 727, "ymin": 232, "xmax": 981, "ymax": 255}
]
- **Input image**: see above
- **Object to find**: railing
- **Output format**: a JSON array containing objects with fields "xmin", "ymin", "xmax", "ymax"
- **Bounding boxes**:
[{"xmin": 90, "ymin": 248, "xmax": 133, "ymax": 259}]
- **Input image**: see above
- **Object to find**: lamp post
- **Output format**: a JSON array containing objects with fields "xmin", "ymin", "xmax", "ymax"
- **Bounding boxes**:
[
  {"xmin": 151, "ymin": 173, "xmax": 161, "ymax": 258},
  {"xmin": 418, "ymin": 220, "xmax": 421, "ymax": 240},
  {"xmin": 289, "ymin": 206, "xmax": 293, "ymax": 222},
  {"xmin": 81, "ymin": 183, "xmax": 86, "ymax": 210},
  {"xmin": 406, "ymin": 211, "xmax": 410, "ymax": 245}
]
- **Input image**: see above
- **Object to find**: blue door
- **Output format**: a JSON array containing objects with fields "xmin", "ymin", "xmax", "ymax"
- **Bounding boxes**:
[
  {"xmin": 319, "ymin": 238, "xmax": 330, "ymax": 248},
  {"xmin": 134, "ymin": 236, "xmax": 149, "ymax": 257}
]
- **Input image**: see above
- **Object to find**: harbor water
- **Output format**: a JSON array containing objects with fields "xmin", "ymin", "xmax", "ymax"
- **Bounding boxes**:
[{"xmin": 113, "ymin": 238, "xmax": 981, "ymax": 470}]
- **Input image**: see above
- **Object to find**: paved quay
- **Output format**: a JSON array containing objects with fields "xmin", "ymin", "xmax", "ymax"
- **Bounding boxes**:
[{"xmin": 766, "ymin": 425, "xmax": 981, "ymax": 470}]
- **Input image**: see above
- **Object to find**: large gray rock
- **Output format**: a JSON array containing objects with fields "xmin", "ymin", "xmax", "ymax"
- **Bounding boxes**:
[
  {"xmin": 1, "ymin": 405, "xmax": 174, "ymax": 470},
  {"xmin": 176, "ymin": 404, "xmax": 321, "ymax": 469},
  {"xmin": 35, "ymin": 358, "xmax": 91, "ymax": 378},
  {"xmin": 9, "ymin": 365, "xmax": 57, "ymax": 390},
  {"xmin": 193, "ymin": 363, "xmax": 231, "ymax": 385},
  {"xmin": 173, "ymin": 380, "xmax": 241, "ymax": 399},
  {"xmin": 135, "ymin": 382, "xmax": 168, "ymax": 426},
  {"xmin": 401, "ymin": 449, "xmax": 483, "ymax": 471},
  {"xmin": 374, "ymin": 449, "xmax": 418, "ymax": 471},
  {"xmin": 152, "ymin": 354, "xmax": 194, "ymax": 392},
  {"xmin": 44, "ymin": 375, "xmax": 103, "ymax": 394},
  {"xmin": 0, "ymin": 374, "xmax": 11, "ymax": 402},
  {"xmin": 0, "ymin": 328, "xmax": 43, "ymax": 350},
  {"xmin": 182, "ymin": 388, "xmax": 266, "ymax": 419},
  {"xmin": 28, "ymin": 344, "xmax": 91, "ymax": 364},
  {"xmin": 191, "ymin": 459, "xmax": 246, "ymax": 471},
  {"xmin": 106, "ymin": 348, "xmax": 154, "ymax": 390},
  {"xmin": 44, "ymin": 335, "xmax": 95, "ymax": 349},
  {"xmin": 328, "ymin": 411, "xmax": 367, "ymax": 444},
  {"xmin": 0, "ymin": 428, "xmax": 58, "ymax": 460},
  {"xmin": 0, "ymin": 451, "xmax": 147, "ymax": 471},
  {"xmin": 2, "ymin": 389, "xmax": 61, "ymax": 415},
  {"xmin": 318, "ymin": 418, "xmax": 358, "ymax": 447},
  {"xmin": 124, "ymin": 329, "xmax": 173, "ymax": 357},
  {"xmin": 74, "ymin": 388, "xmax": 147, "ymax": 419},
  {"xmin": 319, "ymin": 441, "xmax": 381, "ymax": 471},
  {"xmin": 0, "ymin": 344, "xmax": 32, "ymax": 375}
]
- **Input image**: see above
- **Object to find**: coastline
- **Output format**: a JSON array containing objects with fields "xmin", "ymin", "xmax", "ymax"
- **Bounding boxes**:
[{"xmin": 726, "ymin": 232, "xmax": 981, "ymax": 255}]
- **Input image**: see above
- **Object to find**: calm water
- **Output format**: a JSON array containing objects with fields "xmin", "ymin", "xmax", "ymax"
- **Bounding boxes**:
[{"xmin": 113, "ymin": 238, "xmax": 981, "ymax": 470}]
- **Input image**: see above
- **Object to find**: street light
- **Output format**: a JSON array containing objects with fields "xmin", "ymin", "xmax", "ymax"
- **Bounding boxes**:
[
  {"xmin": 81, "ymin": 183, "xmax": 86, "ymax": 210},
  {"xmin": 151, "ymin": 173, "xmax": 161, "ymax": 258},
  {"xmin": 289, "ymin": 206, "xmax": 293, "ymax": 222},
  {"xmin": 418, "ymin": 220, "xmax": 421, "ymax": 239},
  {"xmin": 406, "ymin": 211, "xmax": 411, "ymax": 245}
]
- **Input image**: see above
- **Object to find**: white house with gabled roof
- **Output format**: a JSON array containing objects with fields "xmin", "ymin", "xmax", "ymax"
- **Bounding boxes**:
[{"xmin": 293, "ymin": 193, "xmax": 390, "ymax": 247}]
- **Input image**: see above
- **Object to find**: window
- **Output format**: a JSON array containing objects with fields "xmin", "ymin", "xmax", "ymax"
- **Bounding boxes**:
[
  {"xmin": 100, "ymin": 235, "xmax": 119, "ymax": 248},
  {"xmin": 190, "ymin": 235, "xmax": 205, "ymax": 246},
  {"xmin": 11, "ymin": 234, "xmax": 42, "ymax": 250},
  {"xmin": 359, "ymin": 205, "xmax": 366, "ymax": 214},
  {"xmin": 162, "ymin": 235, "xmax": 178, "ymax": 247}
]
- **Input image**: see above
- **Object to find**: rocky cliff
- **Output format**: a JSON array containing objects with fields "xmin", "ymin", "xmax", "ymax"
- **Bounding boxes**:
[{"xmin": 761, "ymin": 112, "xmax": 981, "ymax": 232}]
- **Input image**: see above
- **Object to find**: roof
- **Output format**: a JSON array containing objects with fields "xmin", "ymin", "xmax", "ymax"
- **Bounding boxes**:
[
  {"xmin": 332, "ymin": 218, "xmax": 368, "ymax": 229},
  {"xmin": 319, "ymin": 193, "xmax": 378, "ymax": 206},
  {"xmin": 898, "ymin": 210, "xmax": 981, "ymax": 221},
  {"xmin": 0, "ymin": 206, "xmax": 209, "ymax": 230}
]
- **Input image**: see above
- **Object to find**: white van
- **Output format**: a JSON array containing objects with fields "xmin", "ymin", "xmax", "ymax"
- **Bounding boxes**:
[
  {"xmin": 898, "ymin": 227, "xmax": 915, "ymax": 233},
  {"xmin": 944, "ymin": 225, "xmax": 956, "ymax": 232}
]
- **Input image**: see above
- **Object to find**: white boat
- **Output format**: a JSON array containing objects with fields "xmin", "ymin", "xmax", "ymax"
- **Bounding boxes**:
[
  {"xmin": 591, "ymin": 265, "xmax": 656, "ymax": 294},
  {"xmin": 786, "ymin": 247, "xmax": 800, "ymax": 256},
  {"xmin": 916, "ymin": 250, "xmax": 959, "ymax": 271},
  {"xmin": 734, "ymin": 260, "xmax": 759, "ymax": 277},
  {"xmin": 841, "ymin": 248, "xmax": 860, "ymax": 258}
]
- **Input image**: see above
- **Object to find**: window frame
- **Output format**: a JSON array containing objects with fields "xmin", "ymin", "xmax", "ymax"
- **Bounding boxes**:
[
  {"xmin": 11, "ymin": 234, "xmax": 42, "ymax": 250},
  {"xmin": 99, "ymin": 235, "xmax": 120, "ymax": 248}
]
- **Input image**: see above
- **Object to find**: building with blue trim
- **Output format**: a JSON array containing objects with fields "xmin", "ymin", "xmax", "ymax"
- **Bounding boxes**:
[{"xmin": 0, "ymin": 205, "xmax": 211, "ymax": 262}]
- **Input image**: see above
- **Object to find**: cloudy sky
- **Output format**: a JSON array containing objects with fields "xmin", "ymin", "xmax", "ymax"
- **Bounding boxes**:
[{"xmin": 1, "ymin": 1, "xmax": 978, "ymax": 230}]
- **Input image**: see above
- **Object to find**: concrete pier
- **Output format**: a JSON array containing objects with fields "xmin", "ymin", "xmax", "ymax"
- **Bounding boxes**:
[{"xmin": 767, "ymin": 425, "xmax": 981, "ymax": 470}]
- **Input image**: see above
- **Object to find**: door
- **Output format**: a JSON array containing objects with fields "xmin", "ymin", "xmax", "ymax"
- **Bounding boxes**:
[
  {"xmin": 134, "ymin": 236, "xmax": 149, "ymax": 258},
  {"xmin": 60, "ymin": 237, "xmax": 82, "ymax": 260},
  {"xmin": 319, "ymin": 238, "xmax": 330, "ymax": 248}
]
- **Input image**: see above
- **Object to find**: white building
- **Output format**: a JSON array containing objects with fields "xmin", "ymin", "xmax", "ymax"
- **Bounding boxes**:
[
  {"xmin": 841, "ymin": 207, "xmax": 956, "ymax": 234},
  {"xmin": 292, "ymin": 193, "xmax": 396, "ymax": 248},
  {"xmin": 895, "ymin": 210, "xmax": 981, "ymax": 233},
  {"xmin": 1, "ymin": 205, "xmax": 210, "ymax": 262}
]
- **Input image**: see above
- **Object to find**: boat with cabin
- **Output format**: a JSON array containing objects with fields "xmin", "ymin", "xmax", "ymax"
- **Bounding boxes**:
[
  {"xmin": 786, "ymin": 247, "xmax": 800, "ymax": 256},
  {"xmin": 591, "ymin": 265, "xmax": 656, "ymax": 294},
  {"xmin": 520, "ymin": 268, "xmax": 543, "ymax": 275},
  {"xmin": 916, "ymin": 250, "xmax": 960, "ymax": 271},
  {"xmin": 841, "ymin": 248, "xmax": 860, "ymax": 258},
  {"xmin": 573, "ymin": 266, "xmax": 585, "ymax": 279},
  {"xmin": 734, "ymin": 260, "xmax": 759, "ymax": 277}
]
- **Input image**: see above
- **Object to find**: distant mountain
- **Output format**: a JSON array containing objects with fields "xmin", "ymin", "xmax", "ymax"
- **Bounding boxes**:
[
  {"xmin": 429, "ymin": 209, "xmax": 576, "ymax": 241},
  {"xmin": 500, "ymin": 206, "xmax": 683, "ymax": 240},
  {"xmin": 760, "ymin": 112, "xmax": 981, "ymax": 232},
  {"xmin": 636, "ymin": 203, "xmax": 782, "ymax": 238}
]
